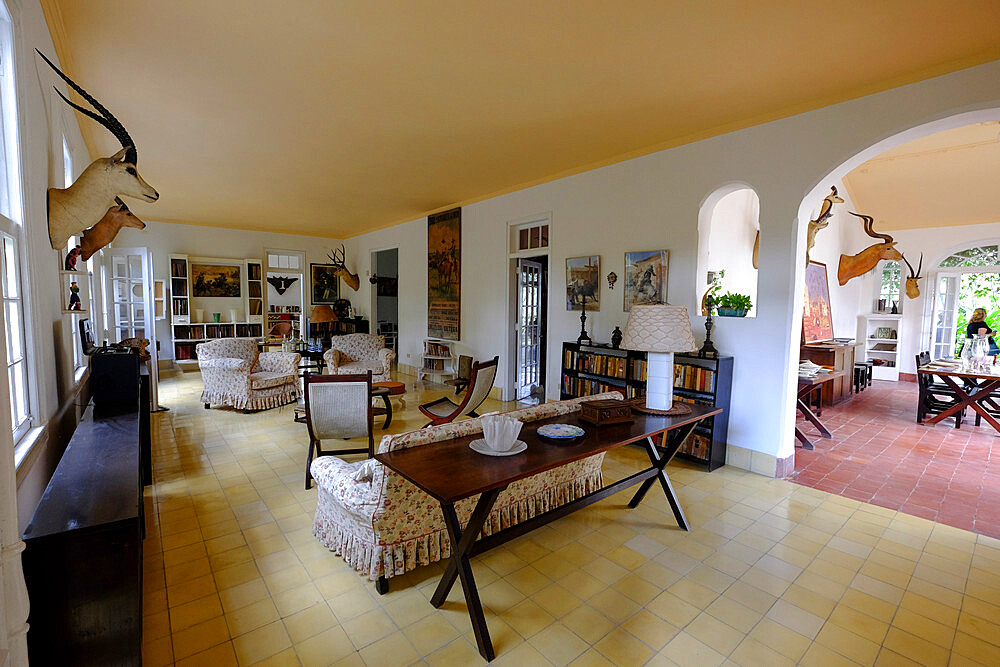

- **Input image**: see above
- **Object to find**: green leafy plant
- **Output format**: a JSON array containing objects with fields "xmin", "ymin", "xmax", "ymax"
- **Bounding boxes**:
[
  {"xmin": 717, "ymin": 292, "xmax": 753, "ymax": 312},
  {"xmin": 708, "ymin": 270, "xmax": 725, "ymax": 301}
]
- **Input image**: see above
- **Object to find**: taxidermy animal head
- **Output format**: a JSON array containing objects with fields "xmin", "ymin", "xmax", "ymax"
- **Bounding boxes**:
[
  {"xmin": 328, "ymin": 244, "xmax": 360, "ymax": 291},
  {"xmin": 837, "ymin": 212, "xmax": 902, "ymax": 286},
  {"xmin": 267, "ymin": 275, "xmax": 299, "ymax": 295},
  {"xmin": 902, "ymin": 252, "xmax": 923, "ymax": 299},
  {"xmin": 806, "ymin": 186, "xmax": 843, "ymax": 267},
  {"xmin": 79, "ymin": 198, "xmax": 145, "ymax": 261},
  {"xmin": 37, "ymin": 49, "xmax": 158, "ymax": 250}
]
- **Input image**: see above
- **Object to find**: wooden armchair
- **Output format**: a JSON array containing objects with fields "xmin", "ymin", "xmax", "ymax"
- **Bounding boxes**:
[
  {"xmin": 418, "ymin": 356, "xmax": 499, "ymax": 427},
  {"xmin": 444, "ymin": 355, "xmax": 473, "ymax": 394}
]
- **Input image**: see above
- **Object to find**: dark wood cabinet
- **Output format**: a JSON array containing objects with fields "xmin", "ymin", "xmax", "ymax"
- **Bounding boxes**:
[
  {"xmin": 21, "ymin": 365, "xmax": 147, "ymax": 665},
  {"xmin": 800, "ymin": 342, "xmax": 861, "ymax": 406}
]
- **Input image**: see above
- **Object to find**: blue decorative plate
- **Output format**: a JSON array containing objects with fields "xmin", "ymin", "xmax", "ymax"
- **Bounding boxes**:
[{"xmin": 537, "ymin": 423, "xmax": 585, "ymax": 439}]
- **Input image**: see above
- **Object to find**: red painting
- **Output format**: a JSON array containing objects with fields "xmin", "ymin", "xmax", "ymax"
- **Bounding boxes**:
[{"xmin": 803, "ymin": 261, "xmax": 834, "ymax": 343}]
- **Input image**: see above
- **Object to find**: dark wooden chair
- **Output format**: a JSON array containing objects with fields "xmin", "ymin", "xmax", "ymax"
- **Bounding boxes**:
[
  {"xmin": 444, "ymin": 355, "xmax": 473, "ymax": 394},
  {"xmin": 419, "ymin": 356, "xmax": 499, "ymax": 427},
  {"xmin": 914, "ymin": 351, "xmax": 963, "ymax": 426},
  {"xmin": 304, "ymin": 372, "xmax": 374, "ymax": 489}
]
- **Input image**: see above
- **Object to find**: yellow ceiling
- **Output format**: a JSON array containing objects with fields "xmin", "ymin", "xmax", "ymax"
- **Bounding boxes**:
[
  {"xmin": 844, "ymin": 121, "xmax": 1000, "ymax": 230},
  {"xmin": 43, "ymin": 1, "xmax": 1000, "ymax": 238}
]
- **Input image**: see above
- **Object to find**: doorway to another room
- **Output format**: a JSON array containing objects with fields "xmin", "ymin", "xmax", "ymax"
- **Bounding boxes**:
[
  {"xmin": 370, "ymin": 248, "xmax": 399, "ymax": 358},
  {"xmin": 508, "ymin": 218, "xmax": 550, "ymax": 403}
]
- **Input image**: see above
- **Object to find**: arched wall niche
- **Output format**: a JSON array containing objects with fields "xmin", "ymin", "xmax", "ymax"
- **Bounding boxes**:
[{"xmin": 697, "ymin": 183, "xmax": 760, "ymax": 317}]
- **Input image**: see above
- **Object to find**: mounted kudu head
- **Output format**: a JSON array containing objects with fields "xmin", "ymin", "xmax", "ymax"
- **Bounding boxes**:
[
  {"xmin": 837, "ymin": 212, "xmax": 902, "ymax": 286},
  {"xmin": 806, "ymin": 186, "xmax": 843, "ymax": 267},
  {"xmin": 328, "ymin": 244, "xmax": 360, "ymax": 291},
  {"xmin": 902, "ymin": 252, "xmax": 923, "ymax": 299},
  {"xmin": 37, "ymin": 49, "xmax": 158, "ymax": 250}
]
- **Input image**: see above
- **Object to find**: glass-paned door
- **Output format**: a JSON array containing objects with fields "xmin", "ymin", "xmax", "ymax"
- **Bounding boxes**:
[
  {"xmin": 515, "ymin": 258, "xmax": 543, "ymax": 400},
  {"xmin": 931, "ymin": 273, "xmax": 960, "ymax": 360},
  {"xmin": 1, "ymin": 231, "xmax": 29, "ymax": 437},
  {"xmin": 105, "ymin": 247, "xmax": 161, "ymax": 409}
]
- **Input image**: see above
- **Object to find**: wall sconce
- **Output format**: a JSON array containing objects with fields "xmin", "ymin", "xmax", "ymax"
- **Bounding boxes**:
[
  {"xmin": 369, "ymin": 274, "xmax": 379, "ymax": 285},
  {"xmin": 607, "ymin": 272, "xmax": 617, "ymax": 290}
]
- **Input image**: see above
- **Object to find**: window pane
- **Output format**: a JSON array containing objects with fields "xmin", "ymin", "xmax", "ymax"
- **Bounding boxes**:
[
  {"xmin": 112, "ymin": 256, "xmax": 128, "ymax": 278},
  {"xmin": 3, "ymin": 235, "xmax": 16, "ymax": 298},
  {"xmin": 6, "ymin": 300, "xmax": 21, "ymax": 362},
  {"xmin": 10, "ymin": 361, "xmax": 27, "ymax": 428},
  {"xmin": 128, "ymin": 255, "xmax": 143, "ymax": 279},
  {"xmin": 540, "ymin": 225, "xmax": 548, "ymax": 247}
]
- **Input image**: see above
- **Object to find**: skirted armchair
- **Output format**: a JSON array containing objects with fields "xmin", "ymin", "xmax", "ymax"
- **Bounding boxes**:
[
  {"xmin": 323, "ymin": 334, "xmax": 395, "ymax": 383},
  {"xmin": 197, "ymin": 337, "xmax": 301, "ymax": 411}
]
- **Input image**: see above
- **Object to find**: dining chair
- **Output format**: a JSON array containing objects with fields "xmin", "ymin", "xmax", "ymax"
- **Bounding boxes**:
[
  {"xmin": 418, "ymin": 356, "xmax": 499, "ymax": 427},
  {"xmin": 444, "ymin": 355, "xmax": 473, "ymax": 394},
  {"xmin": 914, "ymin": 351, "xmax": 963, "ymax": 425},
  {"xmin": 304, "ymin": 372, "xmax": 374, "ymax": 489}
]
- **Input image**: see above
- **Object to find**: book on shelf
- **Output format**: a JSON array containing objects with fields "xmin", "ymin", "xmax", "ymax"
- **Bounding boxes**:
[
  {"xmin": 248, "ymin": 264, "xmax": 261, "ymax": 281},
  {"xmin": 562, "ymin": 349, "xmax": 628, "ymax": 379},
  {"xmin": 248, "ymin": 299, "xmax": 263, "ymax": 315},
  {"xmin": 172, "ymin": 299, "xmax": 188, "ymax": 316},
  {"xmin": 423, "ymin": 358, "xmax": 446, "ymax": 371},
  {"xmin": 562, "ymin": 375, "xmax": 639, "ymax": 399},
  {"xmin": 425, "ymin": 342, "xmax": 452, "ymax": 357},
  {"xmin": 170, "ymin": 259, "xmax": 187, "ymax": 278},
  {"xmin": 248, "ymin": 283, "xmax": 262, "ymax": 298},
  {"xmin": 673, "ymin": 364, "xmax": 715, "ymax": 392},
  {"xmin": 174, "ymin": 343, "xmax": 196, "ymax": 360}
]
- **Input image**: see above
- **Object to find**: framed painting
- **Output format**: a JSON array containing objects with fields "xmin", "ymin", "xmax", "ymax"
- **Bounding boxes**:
[
  {"xmin": 566, "ymin": 255, "xmax": 600, "ymax": 311},
  {"xmin": 428, "ymin": 207, "xmax": 461, "ymax": 340},
  {"xmin": 191, "ymin": 262, "xmax": 241, "ymax": 298},
  {"xmin": 803, "ymin": 260, "xmax": 834, "ymax": 343},
  {"xmin": 310, "ymin": 263, "xmax": 340, "ymax": 304},
  {"xmin": 624, "ymin": 250, "xmax": 669, "ymax": 311}
]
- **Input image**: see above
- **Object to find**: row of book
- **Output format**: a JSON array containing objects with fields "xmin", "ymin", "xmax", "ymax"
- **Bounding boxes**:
[
  {"xmin": 561, "ymin": 375, "xmax": 642, "ymax": 399},
  {"xmin": 680, "ymin": 433, "xmax": 711, "ymax": 460},
  {"xmin": 564, "ymin": 350, "xmax": 629, "ymax": 379},
  {"xmin": 674, "ymin": 364, "xmax": 715, "ymax": 392},
  {"xmin": 425, "ymin": 342, "xmax": 452, "ymax": 357},
  {"xmin": 170, "ymin": 259, "xmax": 187, "ymax": 278},
  {"xmin": 423, "ymin": 358, "xmax": 448, "ymax": 371},
  {"xmin": 269, "ymin": 305, "xmax": 301, "ymax": 313},
  {"xmin": 174, "ymin": 342, "xmax": 198, "ymax": 360}
]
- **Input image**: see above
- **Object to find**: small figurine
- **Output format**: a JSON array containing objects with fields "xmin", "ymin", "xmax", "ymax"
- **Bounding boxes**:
[
  {"xmin": 65, "ymin": 245, "xmax": 81, "ymax": 271},
  {"xmin": 607, "ymin": 272, "xmax": 617, "ymax": 290},
  {"xmin": 68, "ymin": 281, "xmax": 82, "ymax": 310}
]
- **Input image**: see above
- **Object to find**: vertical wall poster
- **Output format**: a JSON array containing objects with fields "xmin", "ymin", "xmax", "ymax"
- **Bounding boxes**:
[{"xmin": 427, "ymin": 207, "xmax": 461, "ymax": 340}]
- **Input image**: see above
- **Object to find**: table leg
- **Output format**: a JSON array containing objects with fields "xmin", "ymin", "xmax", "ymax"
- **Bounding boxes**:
[
  {"xmin": 796, "ymin": 398, "xmax": 832, "ymax": 438},
  {"xmin": 627, "ymin": 425, "xmax": 696, "ymax": 531},
  {"xmin": 380, "ymin": 394, "xmax": 392, "ymax": 429},
  {"xmin": 794, "ymin": 426, "xmax": 815, "ymax": 450},
  {"xmin": 961, "ymin": 379, "xmax": 1000, "ymax": 432},
  {"xmin": 431, "ymin": 488, "xmax": 503, "ymax": 661}
]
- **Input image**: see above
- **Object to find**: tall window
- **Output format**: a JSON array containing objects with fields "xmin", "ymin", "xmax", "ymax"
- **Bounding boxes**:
[
  {"xmin": 0, "ymin": 4, "xmax": 30, "ymax": 440},
  {"xmin": 875, "ymin": 260, "xmax": 901, "ymax": 313}
]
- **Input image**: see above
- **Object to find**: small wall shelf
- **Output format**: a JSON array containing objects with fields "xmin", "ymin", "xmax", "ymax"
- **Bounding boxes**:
[
  {"xmin": 419, "ymin": 339, "xmax": 457, "ymax": 381},
  {"xmin": 858, "ymin": 314, "xmax": 901, "ymax": 381}
]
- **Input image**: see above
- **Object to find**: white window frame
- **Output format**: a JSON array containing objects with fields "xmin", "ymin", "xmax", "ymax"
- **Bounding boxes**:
[
  {"xmin": 0, "ymin": 2, "xmax": 34, "ymax": 445},
  {"xmin": 873, "ymin": 259, "xmax": 902, "ymax": 314}
]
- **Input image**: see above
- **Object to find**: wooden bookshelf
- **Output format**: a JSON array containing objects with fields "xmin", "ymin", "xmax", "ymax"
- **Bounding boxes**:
[{"xmin": 560, "ymin": 342, "xmax": 733, "ymax": 471}]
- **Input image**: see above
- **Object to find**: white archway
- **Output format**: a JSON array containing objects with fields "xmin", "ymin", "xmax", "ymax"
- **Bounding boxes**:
[{"xmin": 696, "ymin": 182, "xmax": 760, "ymax": 316}]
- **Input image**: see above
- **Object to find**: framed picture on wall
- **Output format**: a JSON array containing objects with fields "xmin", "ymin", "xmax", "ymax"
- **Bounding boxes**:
[
  {"xmin": 191, "ymin": 262, "xmax": 241, "ymax": 298},
  {"xmin": 566, "ymin": 255, "xmax": 600, "ymax": 310},
  {"xmin": 310, "ymin": 263, "xmax": 340, "ymax": 304},
  {"xmin": 624, "ymin": 250, "xmax": 669, "ymax": 311},
  {"xmin": 803, "ymin": 260, "xmax": 834, "ymax": 343}
]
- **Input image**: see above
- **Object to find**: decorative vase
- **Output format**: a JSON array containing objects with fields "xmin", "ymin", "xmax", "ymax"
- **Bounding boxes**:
[
  {"xmin": 717, "ymin": 308, "xmax": 747, "ymax": 318},
  {"xmin": 228, "ymin": 309, "xmax": 238, "ymax": 323},
  {"xmin": 960, "ymin": 338, "xmax": 974, "ymax": 369},
  {"xmin": 195, "ymin": 308, "xmax": 204, "ymax": 323},
  {"xmin": 212, "ymin": 312, "xmax": 221, "ymax": 323},
  {"xmin": 611, "ymin": 326, "xmax": 623, "ymax": 349},
  {"xmin": 971, "ymin": 334, "xmax": 990, "ymax": 371}
]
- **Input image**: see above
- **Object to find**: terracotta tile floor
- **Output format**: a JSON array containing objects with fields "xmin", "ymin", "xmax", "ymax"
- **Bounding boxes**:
[
  {"xmin": 791, "ymin": 379, "xmax": 1000, "ymax": 540},
  {"xmin": 143, "ymin": 370, "xmax": 1000, "ymax": 665}
]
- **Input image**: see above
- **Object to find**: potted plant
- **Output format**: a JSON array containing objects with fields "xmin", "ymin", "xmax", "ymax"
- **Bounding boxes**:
[{"xmin": 716, "ymin": 292, "xmax": 752, "ymax": 317}]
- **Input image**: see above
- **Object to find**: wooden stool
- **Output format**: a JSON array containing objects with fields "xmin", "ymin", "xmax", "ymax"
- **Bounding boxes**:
[
  {"xmin": 853, "ymin": 364, "xmax": 867, "ymax": 394},
  {"xmin": 372, "ymin": 381, "xmax": 406, "ymax": 408}
]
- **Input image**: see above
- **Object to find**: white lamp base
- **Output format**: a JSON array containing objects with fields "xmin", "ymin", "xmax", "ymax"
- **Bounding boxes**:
[{"xmin": 634, "ymin": 351, "xmax": 691, "ymax": 415}]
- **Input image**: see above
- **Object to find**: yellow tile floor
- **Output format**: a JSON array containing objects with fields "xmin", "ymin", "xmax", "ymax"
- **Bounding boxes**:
[{"xmin": 142, "ymin": 370, "xmax": 1000, "ymax": 666}]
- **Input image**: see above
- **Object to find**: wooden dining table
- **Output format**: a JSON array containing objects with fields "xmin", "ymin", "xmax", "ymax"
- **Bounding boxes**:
[
  {"xmin": 375, "ymin": 403, "xmax": 721, "ymax": 661},
  {"xmin": 795, "ymin": 370, "xmax": 847, "ymax": 449},
  {"xmin": 918, "ymin": 364, "xmax": 1000, "ymax": 433}
]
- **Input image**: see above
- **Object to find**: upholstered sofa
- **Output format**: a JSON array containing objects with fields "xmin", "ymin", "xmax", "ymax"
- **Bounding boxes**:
[
  {"xmin": 197, "ymin": 337, "xmax": 301, "ymax": 411},
  {"xmin": 323, "ymin": 334, "xmax": 395, "ymax": 383},
  {"xmin": 310, "ymin": 391, "xmax": 622, "ymax": 588}
]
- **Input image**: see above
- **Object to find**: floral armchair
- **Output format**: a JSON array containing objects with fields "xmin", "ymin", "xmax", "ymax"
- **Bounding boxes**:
[
  {"xmin": 197, "ymin": 337, "xmax": 301, "ymax": 411},
  {"xmin": 323, "ymin": 334, "xmax": 395, "ymax": 383},
  {"xmin": 310, "ymin": 391, "xmax": 623, "ymax": 591}
]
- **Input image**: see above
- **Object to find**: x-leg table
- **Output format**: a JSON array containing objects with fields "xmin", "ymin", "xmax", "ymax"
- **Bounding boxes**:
[{"xmin": 922, "ymin": 371, "xmax": 1000, "ymax": 432}]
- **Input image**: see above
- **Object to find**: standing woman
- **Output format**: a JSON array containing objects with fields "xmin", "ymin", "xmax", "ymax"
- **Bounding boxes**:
[{"xmin": 967, "ymin": 308, "xmax": 1000, "ymax": 356}]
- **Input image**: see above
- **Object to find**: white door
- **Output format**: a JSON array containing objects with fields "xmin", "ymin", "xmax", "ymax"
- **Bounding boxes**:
[
  {"xmin": 515, "ymin": 259, "xmax": 543, "ymax": 400},
  {"xmin": 930, "ymin": 272, "xmax": 960, "ymax": 359},
  {"xmin": 105, "ymin": 248, "xmax": 160, "ymax": 409}
]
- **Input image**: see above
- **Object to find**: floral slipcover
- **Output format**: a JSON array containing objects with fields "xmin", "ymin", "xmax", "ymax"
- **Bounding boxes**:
[
  {"xmin": 323, "ymin": 334, "xmax": 395, "ymax": 383},
  {"xmin": 197, "ymin": 337, "xmax": 302, "ymax": 411},
  {"xmin": 311, "ymin": 391, "xmax": 623, "ymax": 582}
]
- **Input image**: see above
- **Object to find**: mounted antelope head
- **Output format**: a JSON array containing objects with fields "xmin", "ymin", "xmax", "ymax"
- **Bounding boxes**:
[
  {"xmin": 37, "ymin": 50, "xmax": 158, "ymax": 250},
  {"xmin": 328, "ymin": 244, "xmax": 360, "ymax": 291},
  {"xmin": 79, "ymin": 198, "xmax": 146, "ymax": 261},
  {"xmin": 838, "ymin": 212, "xmax": 902, "ymax": 286},
  {"xmin": 902, "ymin": 252, "xmax": 923, "ymax": 299},
  {"xmin": 806, "ymin": 186, "xmax": 843, "ymax": 267}
]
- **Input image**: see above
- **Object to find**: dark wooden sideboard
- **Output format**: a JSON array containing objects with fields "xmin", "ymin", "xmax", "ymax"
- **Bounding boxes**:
[
  {"xmin": 800, "ymin": 342, "xmax": 861, "ymax": 406},
  {"xmin": 21, "ymin": 365, "xmax": 149, "ymax": 665}
]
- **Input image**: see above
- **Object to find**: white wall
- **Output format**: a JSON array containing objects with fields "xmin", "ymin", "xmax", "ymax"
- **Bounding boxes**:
[
  {"xmin": 703, "ymin": 188, "xmax": 759, "ymax": 315},
  {"xmin": 346, "ymin": 61, "xmax": 1000, "ymax": 468},
  {"xmin": 113, "ymin": 222, "xmax": 345, "ymax": 358}
]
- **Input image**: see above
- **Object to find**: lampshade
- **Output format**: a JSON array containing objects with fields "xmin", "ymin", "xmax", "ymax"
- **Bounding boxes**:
[
  {"xmin": 310, "ymin": 305, "xmax": 337, "ymax": 323},
  {"xmin": 620, "ymin": 305, "xmax": 696, "ymax": 353}
]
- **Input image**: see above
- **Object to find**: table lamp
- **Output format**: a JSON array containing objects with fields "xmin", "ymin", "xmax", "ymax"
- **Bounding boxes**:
[
  {"xmin": 310, "ymin": 305, "xmax": 337, "ymax": 347},
  {"xmin": 621, "ymin": 304, "xmax": 697, "ymax": 414}
]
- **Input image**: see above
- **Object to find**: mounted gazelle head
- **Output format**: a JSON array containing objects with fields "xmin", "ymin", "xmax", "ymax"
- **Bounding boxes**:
[
  {"xmin": 328, "ymin": 244, "xmax": 360, "ymax": 291},
  {"xmin": 79, "ymin": 198, "xmax": 146, "ymax": 261},
  {"xmin": 902, "ymin": 252, "xmax": 923, "ymax": 299},
  {"xmin": 805, "ymin": 186, "xmax": 844, "ymax": 267},
  {"xmin": 37, "ymin": 49, "xmax": 158, "ymax": 249},
  {"xmin": 837, "ymin": 212, "xmax": 902, "ymax": 286}
]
